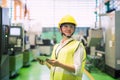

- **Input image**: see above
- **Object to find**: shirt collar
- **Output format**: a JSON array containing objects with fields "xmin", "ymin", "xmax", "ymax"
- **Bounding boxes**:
[{"xmin": 60, "ymin": 38, "xmax": 74, "ymax": 46}]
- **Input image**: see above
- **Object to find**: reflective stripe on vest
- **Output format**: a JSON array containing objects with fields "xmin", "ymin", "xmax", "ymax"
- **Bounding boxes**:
[{"xmin": 50, "ymin": 40, "xmax": 86, "ymax": 80}]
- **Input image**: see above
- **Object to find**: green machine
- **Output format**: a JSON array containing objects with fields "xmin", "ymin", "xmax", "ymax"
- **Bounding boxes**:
[
  {"xmin": 8, "ymin": 26, "xmax": 23, "ymax": 77},
  {"xmin": 87, "ymin": 28, "xmax": 103, "ymax": 47},
  {"xmin": 86, "ymin": 28, "xmax": 105, "ymax": 72},
  {"xmin": 0, "ymin": 7, "xmax": 9, "ymax": 80},
  {"xmin": 23, "ymin": 30, "xmax": 33, "ymax": 67}
]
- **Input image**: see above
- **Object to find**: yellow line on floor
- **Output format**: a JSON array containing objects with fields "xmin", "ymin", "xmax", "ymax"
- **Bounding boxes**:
[{"xmin": 84, "ymin": 69, "xmax": 94, "ymax": 80}]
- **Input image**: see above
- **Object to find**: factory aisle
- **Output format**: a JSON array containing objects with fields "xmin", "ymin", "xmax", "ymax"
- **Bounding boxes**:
[
  {"xmin": 10, "ymin": 61, "xmax": 50, "ymax": 80},
  {"xmin": 10, "ymin": 61, "xmax": 91, "ymax": 80},
  {"xmin": 10, "ymin": 61, "xmax": 119, "ymax": 80}
]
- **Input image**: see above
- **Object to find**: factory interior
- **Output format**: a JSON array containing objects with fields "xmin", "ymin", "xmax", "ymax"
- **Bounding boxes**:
[{"xmin": 0, "ymin": 0, "xmax": 120, "ymax": 80}]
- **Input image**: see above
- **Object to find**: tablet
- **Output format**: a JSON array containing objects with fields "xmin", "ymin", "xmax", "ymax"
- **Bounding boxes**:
[{"xmin": 37, "ymin": 56, "xmax": 50, "ymax": 61}]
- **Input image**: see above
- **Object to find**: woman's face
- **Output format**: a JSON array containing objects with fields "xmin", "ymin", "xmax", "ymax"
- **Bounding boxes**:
[{"xmin": 60, "ymin": 24, "xmax": 75, "ymax": 37}]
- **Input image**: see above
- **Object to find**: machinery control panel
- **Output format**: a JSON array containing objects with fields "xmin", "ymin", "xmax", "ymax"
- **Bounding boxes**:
[{"xmin": 8, "ymin": 26, "xmax": 23, "ymax": 54}]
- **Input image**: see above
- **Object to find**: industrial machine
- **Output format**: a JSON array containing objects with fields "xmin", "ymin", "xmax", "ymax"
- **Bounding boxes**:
[
  {"xmin": 100, "ymin": 11, "xmax": 120, "ymax": 78},
  {"xmin": 87, "ymin": 28, "xmax": 103, "ymax": 47},
  {"xmin": 8, "ymin": 26, "xmax": 23, "ymax": 77},
  {"xmin": 38, "ymin": 39, "xmax": 53, "ymax": 56},
  {"xmin": 86, "ymin": 28, "xmax": 105, "ymax": 72},
  {"xmin": 23, "ymin": 30, "xmax": 33, "ymax": 66},
  {"xmin": 0, "ymin": 7, "xmax": 10, "ymax": 80},
  {"xmin": 29, "ymin": 32, "xmax": 40, "ymax": 60},
  {"xmin": 87, "ymin": 28, "xmax": 104, "ymax": 56}
]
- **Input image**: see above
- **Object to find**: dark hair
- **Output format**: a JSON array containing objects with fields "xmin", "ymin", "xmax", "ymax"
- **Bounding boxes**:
[{"xmin": 60, "ymin": 23, "xmax": 76, "ymax": 28}]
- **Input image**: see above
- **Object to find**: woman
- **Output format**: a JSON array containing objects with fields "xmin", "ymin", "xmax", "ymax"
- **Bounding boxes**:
[{"xmin": 37, "ymin": 15, "xmax": 86, "ymax": 80}]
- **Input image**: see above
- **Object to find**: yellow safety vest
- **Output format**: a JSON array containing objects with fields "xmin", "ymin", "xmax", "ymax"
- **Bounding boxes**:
[{"xmin": 50, "ymin": 40, "xmax": 86, "ymax": 80}]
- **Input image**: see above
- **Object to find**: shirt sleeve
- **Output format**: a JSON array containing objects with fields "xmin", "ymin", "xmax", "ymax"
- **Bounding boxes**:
[{"xmin": 73, "ymin": 45, "xmax": 84, "ymax": 76}]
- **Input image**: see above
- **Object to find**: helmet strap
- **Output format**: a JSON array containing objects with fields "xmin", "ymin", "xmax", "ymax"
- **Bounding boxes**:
[
  {"xmin": 61, "ymin": 29, "xmax": 75, "ymax": 38},
  {"xmin": 62, "ymin": 33, "xmax": 71, "ymax": 38}
]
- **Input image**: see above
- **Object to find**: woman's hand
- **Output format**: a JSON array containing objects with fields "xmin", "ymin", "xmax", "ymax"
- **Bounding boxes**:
[
  {"xmin": 46, "ymin": 59, "xmax": 60, "ymax": 67},
  {"xmin": 47, "ymin": 59, "xmax": 75, "ymax": 73},
  {"xmin": 36, "ymin": 58, "xmax": 45, "ymax": 65}
]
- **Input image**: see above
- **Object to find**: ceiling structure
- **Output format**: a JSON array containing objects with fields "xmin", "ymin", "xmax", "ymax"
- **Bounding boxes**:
[{"xmin": 27, "ymin": 0, "xmax": 96, "ymax": 28}]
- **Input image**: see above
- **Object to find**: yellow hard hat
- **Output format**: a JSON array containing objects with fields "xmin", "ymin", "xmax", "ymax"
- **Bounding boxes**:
[{"xmin": 58, "ymin": 15, "xmax": 77, "ymax": 28}]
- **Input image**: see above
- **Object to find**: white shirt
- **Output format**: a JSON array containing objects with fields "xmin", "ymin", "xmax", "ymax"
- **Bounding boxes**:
[{"xmin": 55, "ymin": 38, "xmax": 85, "ymax": 76}]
